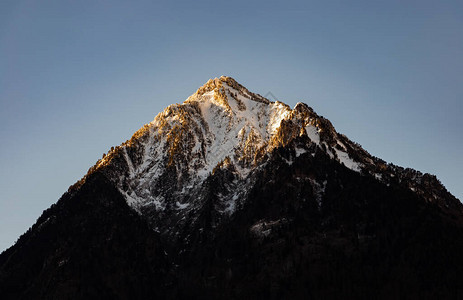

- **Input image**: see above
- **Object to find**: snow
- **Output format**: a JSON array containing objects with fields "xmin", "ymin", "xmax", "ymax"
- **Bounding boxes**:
[
  {"xmin": 295, "ymin": 147, "xmax": 307, "ymax": 157},
  {"xmin": 283, "ymin": 157, "xmax": 294, "ymax": 165},
  {"xmin": 102, "ymin": 77, "xmax": 370, "ymax": 226},
  {"xmin": 334, "ymin": 148, "xmax": 362, "ymax": 172},
  {"xmin": 323, "ymin": 143, "xmax": 334, "ymax": 159},
  {"xmin": 143, "ymin": 195, "xmax": 164, "ymax": 211},
  {"xmin": 310, "ymin": 179, "xmax": 327, "ymax": 208},
  {"xmin": 268, "ymin": 102, "xmax": 291, "ymax": 134},
  {"xmin": 120, "ymin": 189, "xmax": 142, "ymax": 213},
  {"xmin": 336, "ymin": 140, "xmax": 347, "ymax": 151},
  {"xmin": 305, "ymin": 125, "xmax": 320, "ymax": 145},
  {"xmin": 110, "ymin": 79, "xmax": 299, "ymax": 217},
  {"xmin": 122, "ymin": 147, "xmax": 136, "ymax": 179},
  {"xmin": 223, "ymin": 198, "xmax": 236, "ymax": 214},
  {"xmin": 176, "ymin": 201, "xmax": 189, "ymax": 210},
  {"xmin": 192, "ymin": 82, "xmax": 294, "ymax": 179}
]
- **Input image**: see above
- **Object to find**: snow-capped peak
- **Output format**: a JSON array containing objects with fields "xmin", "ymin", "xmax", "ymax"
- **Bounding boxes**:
[
  {"xmin": 86, "ymin": 76, "xmax": 375, "ymax": 216},
  {"xmin": 66, "ymin": 75, "xmax": 460, "ymax": 241}
]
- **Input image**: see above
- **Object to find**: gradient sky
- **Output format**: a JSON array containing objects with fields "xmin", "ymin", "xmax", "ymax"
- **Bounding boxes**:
[{"xmin": 1, "ymin": 0, "xmax": 462, "ymax": 252}]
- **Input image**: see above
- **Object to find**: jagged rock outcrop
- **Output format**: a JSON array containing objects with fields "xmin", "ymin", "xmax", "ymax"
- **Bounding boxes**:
[{"xmin": 76, "ymin": 76, "xmax": 461, "ymax": 238}]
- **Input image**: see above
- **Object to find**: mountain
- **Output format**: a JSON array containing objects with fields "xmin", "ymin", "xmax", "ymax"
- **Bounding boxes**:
[{"xmin": 1, "ymin": 76, "xmax": 463, "ymax": 299}]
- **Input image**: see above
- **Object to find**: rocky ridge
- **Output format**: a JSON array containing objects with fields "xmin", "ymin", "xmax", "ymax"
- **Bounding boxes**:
[{"xmin": 72, "ymin": 76, "xmax": 460, "ymax": 239}]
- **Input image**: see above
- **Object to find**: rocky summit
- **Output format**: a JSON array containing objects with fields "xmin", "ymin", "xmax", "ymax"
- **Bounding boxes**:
[{"xmin": 1, "ymin": 76, "xmax": 463, "ymax": 299}]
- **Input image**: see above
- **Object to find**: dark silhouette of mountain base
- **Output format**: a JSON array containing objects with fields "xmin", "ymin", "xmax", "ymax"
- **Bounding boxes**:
[
  {"xmin": 0, "ymin": 173, "xmax": 168, "ymax": 299},
  {"xmin": 171, "ymin": 146, "xmax": 463, "ymax": 299},
  {"xmin": 2, "ymin": 147, "xmax": 463, "ymax": 299}
]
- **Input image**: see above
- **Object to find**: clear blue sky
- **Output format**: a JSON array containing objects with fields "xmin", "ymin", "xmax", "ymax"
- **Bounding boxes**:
[{"xmin": 1, "ymin": 0, "xmax": 462, "ymax": 251}]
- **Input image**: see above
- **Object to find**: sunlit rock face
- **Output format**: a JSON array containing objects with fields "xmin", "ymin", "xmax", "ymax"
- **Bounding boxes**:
[
  {"xmin": 2, "ymin": 77, "xmax": 463, "ymax": 299},
  {"xmin": 76, "ymin": 76, "xmax": 460, "ymax": 240}
]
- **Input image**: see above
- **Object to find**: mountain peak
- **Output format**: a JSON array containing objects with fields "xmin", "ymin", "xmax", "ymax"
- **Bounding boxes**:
[
  {"xmin": 76, "ymin": 77, "xmax": 460, "ymax": 221},
  {"xmin": 189, "ymin": 76, "xmax": 270, "ymax": 107},
  {"xmin": 3, "ymin": 76, "xmax": 463, "ymax": 299}
]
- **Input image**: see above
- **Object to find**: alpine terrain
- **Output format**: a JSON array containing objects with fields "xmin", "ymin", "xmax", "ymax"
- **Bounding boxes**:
[{"xmin": 1, "ymin": 76, "xmax": 463, "ymax": 299}]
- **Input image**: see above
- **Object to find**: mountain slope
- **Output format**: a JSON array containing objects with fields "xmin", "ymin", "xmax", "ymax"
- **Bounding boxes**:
[
  {"xmin": 75, "ymin": 76, "xmax": 462, "ymax": 239},
  {"xmin": 1, "ymin": 76, "xmax": 463, "ymax": 299}
]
